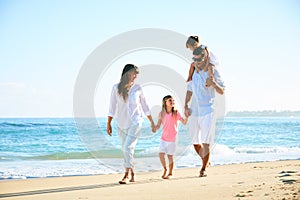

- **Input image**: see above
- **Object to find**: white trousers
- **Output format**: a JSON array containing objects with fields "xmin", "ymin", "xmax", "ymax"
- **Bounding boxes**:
[
  {"xmin": 117, "ymin": 124, "xmax": 142, "ymax": 168},
  {"xmin": 189, "ymin": 113, "xmax": 215, "ymax": 145}
]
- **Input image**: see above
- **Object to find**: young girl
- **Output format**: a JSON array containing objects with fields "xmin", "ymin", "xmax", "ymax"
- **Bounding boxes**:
[{"xmin": 155, "ymin": 95, "xmax": 188, "ymax": 179}]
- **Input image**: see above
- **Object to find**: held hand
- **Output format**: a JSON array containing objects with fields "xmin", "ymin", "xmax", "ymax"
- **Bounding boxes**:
[
  {"xmin": 152, "ymin": 125, "xmax": 160, "ymax": 134},
  {"xmin": 155, "ymin": 125, "xmax": 160, "ymax": 131},
  {"xmin": 106, "ymin": 123, "xmax": 112, "ymax": 136},
  {"xmin": 184, "ymin": 107, "xmax": 191, "ymax": 118},
  {"xmin": 151, "ymin": 123, "xmax": 156, "ymax": 133}
]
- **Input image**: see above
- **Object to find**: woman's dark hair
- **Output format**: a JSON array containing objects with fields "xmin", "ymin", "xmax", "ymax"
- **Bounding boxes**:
[
  {"xmin": 186, "ymin": 36, "xmax": 199, "ymax": 48},
  {"xmin": 118, "ymin": 64, "xmax": 139, "ymax": 101}
]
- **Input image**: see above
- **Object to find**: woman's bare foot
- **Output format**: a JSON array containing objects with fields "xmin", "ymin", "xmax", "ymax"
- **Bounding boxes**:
[
  {"xmin": 129, "ymin": 172, "xmax": 135, "ymax": 182},
  {"xmin": 119, "ymin": 172, "xmax": 129, "ymax": 184}
]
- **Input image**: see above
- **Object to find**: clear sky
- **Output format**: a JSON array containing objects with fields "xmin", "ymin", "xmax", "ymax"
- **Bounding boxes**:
[{"xmin": 0, "ymin": 0, "xmax": 299, "ymax": 117}]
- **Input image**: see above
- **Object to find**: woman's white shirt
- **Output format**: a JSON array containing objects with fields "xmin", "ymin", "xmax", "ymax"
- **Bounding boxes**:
[{"xmin": 108, "ymin": 84, "xmax": 151, "ymax": 129}]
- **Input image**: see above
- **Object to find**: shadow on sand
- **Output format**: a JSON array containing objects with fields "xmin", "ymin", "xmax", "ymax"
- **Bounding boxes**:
[{"xmin": 0, "ymin": 175, "xmax": 198, "ymax": 198}]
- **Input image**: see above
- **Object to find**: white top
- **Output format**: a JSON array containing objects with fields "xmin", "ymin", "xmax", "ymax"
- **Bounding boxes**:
[
  {"xmin": 209, "ymin": 51, "xmax": 219, "ymax": 66},
  {"xmin": 187, "ymin": 55, "xmax": 225, "ymax": 117},
  {"xmin": 108, "ymin": 83, "xmax": 151, "ymax": 129}
]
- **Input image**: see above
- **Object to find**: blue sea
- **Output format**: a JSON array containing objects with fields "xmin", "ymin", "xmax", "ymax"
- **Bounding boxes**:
[{"xmin": 0, "ymin": 116, "xmax": 300, "ymax": 180}]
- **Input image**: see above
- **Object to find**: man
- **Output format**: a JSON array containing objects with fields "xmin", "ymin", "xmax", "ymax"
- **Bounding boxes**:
[{"xmin": 184, "ymin": 46, "xmax": 225, "ymax": 177}]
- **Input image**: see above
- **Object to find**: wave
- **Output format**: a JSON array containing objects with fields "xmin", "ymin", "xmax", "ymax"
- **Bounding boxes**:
[
  {"xmin": 0, "ymin": 122, "xmax": 64, "ymax": 128},
  {"xmin": 26, "ymin": 149, "xmax": 155, "ymax": 160},
  {"xmin": 14, "ymin": 145, "xmax": 300, "ymax": 161},
  {"xmin": 233, "ymin": 146, "xmax": 300, "ymax": 154},
  {"xmin": 132, "ymin": 144, "xmax": 300, "ymax": 157},
  {"xmin": 169, "ymin": 144, "xmax": 300, "ymax": 156},
  {"xmin": 210, "ymin": 144, "xmax": 300, "ymax": 155},
  {"xmin": 28, "ymin": 150, "xmax": 122, "ymax": 160}
]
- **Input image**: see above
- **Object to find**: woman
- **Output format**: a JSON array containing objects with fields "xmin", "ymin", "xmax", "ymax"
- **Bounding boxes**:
[{"xmin": 106, "ymin": 64, "xmax": 156, "ymax": 184}]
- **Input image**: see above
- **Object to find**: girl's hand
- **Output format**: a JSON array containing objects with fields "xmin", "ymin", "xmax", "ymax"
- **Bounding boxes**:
[{"xmin": 184, "ymin": 107, "xmax": 191, "ymax": 117}]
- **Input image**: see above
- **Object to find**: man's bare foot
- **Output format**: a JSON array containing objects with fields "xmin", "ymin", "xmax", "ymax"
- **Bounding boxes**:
[{"xmin": 199, "ymin": 169, "xmax": 207, "ymax": 177}]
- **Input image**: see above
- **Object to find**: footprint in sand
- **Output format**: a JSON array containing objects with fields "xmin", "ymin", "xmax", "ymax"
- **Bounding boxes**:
[
  {"xmin": 278, "ymin": 174, "xmax": 292, "ymax": 178},
  {"xmin": 280, "ymin": 171, "xmax": 297, "ymax": 174},
  {"xmin": 281, "ymin": 179, "xmax": 296, "ymax": 184},
  {"xmin": 235, "ymin": 190, "xmax": 253, "ymax": 198},
  {"xmin": 278, "ymin": 170, "xmax": 298, "ymax": 185}
]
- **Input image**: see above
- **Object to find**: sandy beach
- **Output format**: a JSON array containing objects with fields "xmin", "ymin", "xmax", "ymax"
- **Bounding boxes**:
[{"xmin": 0, "ymin": 160, "xmax": 299, "ymax": 200}]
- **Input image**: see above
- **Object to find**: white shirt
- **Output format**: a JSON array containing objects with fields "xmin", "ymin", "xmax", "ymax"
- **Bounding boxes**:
[
  {"xmin": 187, "ymin": 55, "xmax": 225, "ymax": 117},
  {"xmin": 108, "ymin": 83, "xmax": 151, "ymax": 129}
]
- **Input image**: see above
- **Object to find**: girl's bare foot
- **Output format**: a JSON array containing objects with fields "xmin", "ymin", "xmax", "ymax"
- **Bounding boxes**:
[
  {"xmin": 207, "ymin": 162, "xmax": 211, "ymax": 168},
  {"xmin": 161, "ymin": 169, "xmax": 167, "ymax": 179},
  {"xmin": 164, "ymin": 174, "xmax": 173, "ymax": 179}
]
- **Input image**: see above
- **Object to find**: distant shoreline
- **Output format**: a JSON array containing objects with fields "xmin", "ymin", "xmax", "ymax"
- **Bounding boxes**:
[
  {"xmin": 226, "ymin": 110, "xmax": 300, "ymax": 117},
  {"xmin": 1, "ymin": 111, "xmax": 300, "ymax": 118}
]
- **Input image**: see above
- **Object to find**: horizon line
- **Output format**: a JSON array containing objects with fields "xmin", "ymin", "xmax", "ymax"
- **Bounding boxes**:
[{"xmin": 1, "ymin": 110, "xmax": 300, "ymax": 118}]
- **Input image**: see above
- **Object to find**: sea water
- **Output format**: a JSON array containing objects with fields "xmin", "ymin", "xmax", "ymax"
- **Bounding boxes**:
[{"xmin": 0, "ymin": 117, "xmax": 299, "ymax": 180}]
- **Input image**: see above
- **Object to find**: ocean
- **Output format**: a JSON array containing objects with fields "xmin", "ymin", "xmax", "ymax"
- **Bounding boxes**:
[{"xmin": 0, "ymin": 116, "xmax": 300, "ymax": 180}]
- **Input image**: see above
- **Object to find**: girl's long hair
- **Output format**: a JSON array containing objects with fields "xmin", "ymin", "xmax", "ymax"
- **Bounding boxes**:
[{"xmin": 160, "ymin": 95, "xmax": 178, "ymax": 120}]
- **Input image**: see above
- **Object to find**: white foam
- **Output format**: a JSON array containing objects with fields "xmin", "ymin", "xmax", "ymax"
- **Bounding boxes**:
[{"xmin": 1, "ymin": 144, "xmax": 299, "ymax": 180}]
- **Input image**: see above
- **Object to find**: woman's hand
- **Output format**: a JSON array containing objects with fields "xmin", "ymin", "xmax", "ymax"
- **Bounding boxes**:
[
  {"xmin": 147, "ymin": 115, "xmax": 156, "ymax": 133},
  {"xmin": 151, "ymin": 122, "xmax": 156, "ymax": 133},
  {"xmin": 106, "ymin": 123, "xmax": 112, "ymax": 136}
]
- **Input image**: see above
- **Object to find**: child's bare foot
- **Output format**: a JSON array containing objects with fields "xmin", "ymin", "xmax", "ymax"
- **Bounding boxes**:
[
  {"xmin": 161, "ymin": 169, "xmax": 167, "ymax": 179},
  {"xmin": 164, "ymin": 174, "xmax": 173, "ymax": 179},
  {"xmin": 187, "ymin": 77, "xmax": 192, "ymax": 82},
  {"xmin": 207, "ymin": 162, "xmax": 211, "ymax": 168}
]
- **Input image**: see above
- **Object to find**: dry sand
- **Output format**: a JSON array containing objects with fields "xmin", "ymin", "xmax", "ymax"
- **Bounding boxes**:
[{"xmin": 0, "ymin": 160, "xmax": 299, "ymax": 200}]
